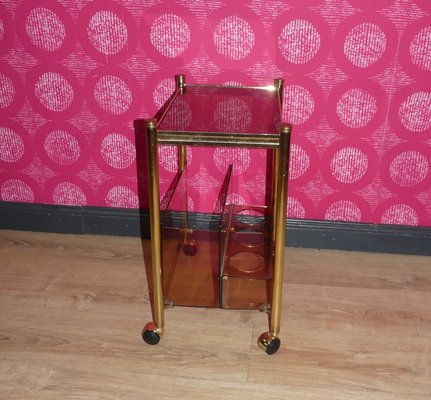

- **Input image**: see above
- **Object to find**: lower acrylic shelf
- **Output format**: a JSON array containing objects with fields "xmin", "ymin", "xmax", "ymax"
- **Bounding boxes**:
[
  {"xmin": 162, "ymin": 229, "xmax": 220, "ymax": 308},
  {"xmin": 160, "ymin": 204, "xmax": 274, "ymax": 311}
]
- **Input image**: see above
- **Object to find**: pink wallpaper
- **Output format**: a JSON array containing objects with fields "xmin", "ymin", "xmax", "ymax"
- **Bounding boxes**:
[{"xmin": 0, "ymin": 0, "xmax": 430, "ymax": 226}]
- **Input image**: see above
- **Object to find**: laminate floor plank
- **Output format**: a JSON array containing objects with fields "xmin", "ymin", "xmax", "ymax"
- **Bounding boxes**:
[
  {"xmin": 283, "ymin": 284, "xmax": 418, "ymax": 337},
  {"xmin": 286, "ymin": 248, "xmax": 431, "ymax": 291},
  {"xmin": 404, "ymin": 290, "xmax": 431, "ymax": 337}
]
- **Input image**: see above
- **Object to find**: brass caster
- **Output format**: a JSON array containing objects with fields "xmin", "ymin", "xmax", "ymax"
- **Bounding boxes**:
[
  {"xmin": 142, "ymin": 322, "xmax": 161, "ymax": 345},
  {"xmin": 258, "ymin": 332, "xmax": 281, "ymax": 355}
]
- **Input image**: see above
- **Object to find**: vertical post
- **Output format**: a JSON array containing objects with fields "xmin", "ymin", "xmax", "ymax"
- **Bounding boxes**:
[
  {"xmin": 175, "ymin": 74, "xmax": 187, "ymax": 172},
  {"xmin": 145, "ymin": 118, "xmax": 164, "ymax": 336},
  {"xmin": 271, "ymin": 150, "xmax": 279, "ymax": 243},
  {"xmin": 175, "ymin": 73, "xmax": 186, "ymax": 92},
  {"xmin": 270, "ymin": 123, "xmax": 291, "ymax": 337},
  {"xmin": 274, "ymin": 77, "xmax": 284, "ymax": 107},
  {"xmin": 178, "ymin": 145, "xmax": 187, "ymax": 172},
  {"xmin": 271, "ymin": 78, "xmax": 284, "ymax": 243}
]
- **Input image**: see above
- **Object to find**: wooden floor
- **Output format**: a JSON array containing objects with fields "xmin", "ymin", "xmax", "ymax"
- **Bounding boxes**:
[{"xmin": 1, "ymin": 229, "xmax": 430, "ymax": 399}]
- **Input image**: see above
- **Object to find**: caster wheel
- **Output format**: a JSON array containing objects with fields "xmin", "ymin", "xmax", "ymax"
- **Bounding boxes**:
[
  {"xmin": 142, "ymin": 322, "xmax": 161, "ymax": 345},
  {"xmin": 258, "ymin": 332, "xmax": 281, "ymax": 355}
]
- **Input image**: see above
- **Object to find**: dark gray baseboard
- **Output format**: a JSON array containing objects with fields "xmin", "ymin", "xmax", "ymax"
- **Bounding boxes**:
[
  {"xmin": 0, "ymin": 201, "xmax": 148, "ymax": 238},
  {"xmin": 0, "ymin": 201, "xmax": 430, "ymax": 256}
]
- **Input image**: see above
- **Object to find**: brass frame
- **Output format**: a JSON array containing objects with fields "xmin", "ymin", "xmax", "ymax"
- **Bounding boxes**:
[{"xmin": 140, "ymin": 74, "xmax": 291, "ymax": 352}]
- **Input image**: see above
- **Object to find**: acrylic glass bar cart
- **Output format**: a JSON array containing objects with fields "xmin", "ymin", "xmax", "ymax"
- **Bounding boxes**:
[{"xmin": 134, "ymin": 75, "xmax": 291, "ymax": 355}]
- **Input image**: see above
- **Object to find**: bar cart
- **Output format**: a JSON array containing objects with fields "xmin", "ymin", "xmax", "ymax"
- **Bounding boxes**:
[{"xmin": 134, "ymin": 75, "xmax": 291, "ymax": 355}]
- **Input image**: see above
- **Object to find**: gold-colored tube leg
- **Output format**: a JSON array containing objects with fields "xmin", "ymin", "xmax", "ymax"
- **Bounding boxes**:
[
  {"xmin": 178, "ymin": 145, "xmax": 186, "ymax": 172},
  {"xmin": 271, "ymin": 123, "xmax": 291, "ymax": 336},
  {"xmin": 274, "ymin": 78, "xmax": 284, "ymax": 106},
  {"xmin": 174, "ymin": 74, "xmax": 187, "ymax": 172},
  {"xmin": 271, "ymin": 148, "xmax": 279, "ymax": 243},
  {"xmin": 258, "ymin": 123, "xmax": 291, "ymax": 355},
  {"xmin": 144, "ymin": 118, "xmax": 164, "ymax": 339},
  {"xmin": 175, "ymin": 74, "xmax": 187, "ymax": 172},
  {"xmin": 271, "ymin": 77, "xmax": 284, "ymax": 242}
]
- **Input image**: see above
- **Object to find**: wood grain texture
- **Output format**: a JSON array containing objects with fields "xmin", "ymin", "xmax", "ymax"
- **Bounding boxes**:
[{"xmin": 0, "ymin": 229, "xmax": 430, "ymax": 399}]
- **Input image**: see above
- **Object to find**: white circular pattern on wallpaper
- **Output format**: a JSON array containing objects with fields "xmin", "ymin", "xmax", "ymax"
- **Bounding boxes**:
[
  {"xmin": 278, "ymin": 19, "xmax": 321, "ymax": 65},
  {"xmin": 325, "ymin": 200, "xmax": 362, "ymax": 222},
  {"xmin": 343, "ymin": 23, "xmax": 386, "ymax": 68},
  {"xmin": 389, "ymin": 151, "xmax": 428, "ymax": 188},
  {"xmin": 214, "ymin": 16, "xmax": 255, "ymax": 61},
  {"xmin": 284, "ymin": 85, "xmax": 315, "ymax": 125},
  {"xmin": 34, "ymin": 72, "xmax": 74, "ymax": 112},
  {"xmin": 105, "ymin": 185, "xmax": 139, "ymax": 208},
  {"xmin": 336, "ymin": 88, "xmax": 378, "ymax": 129},
  {"xmin": 381, "ymin": 203, "xmax": 419, "ymax": 226},
  {"xmin": 398, "ymin": 91, "xmax": 431, "ymax": 133},
  {"xmin": 25, "ymin": 7, "xmax": 66, "ymax": 52},
  {"xmin": 44, "ymin": 130, "xmax": 81, "ymax": 167},
  {"xmin": 87, "ymin": 10, "xmax": 128, "ymax": 56},
  {"xmin": 151, "ymin": 14, "xmax": 190, "ymax": 58},
  {"xmin": 0, "ymin": 72, "xmax": 15, "ymax": 109},
  {"xmin": 53, "ymin": 181, "xmax": 87, "ymax": 206},
  {"xmin": 94, "ymin": 75, "xmax": 132, "ymax": 116},
  {"xmin": 0, "ymin": 127, "xmax": 24, "ymax": 163},
  {"xmin": 409, "ymin": 27, "xmax": 431, "ymax": 71},
  {"xmin": 100, "ymin": 133, "xmax": 135, "ymax": 170},
  {"xmin": 330, "ymin": 147, "xmax": 369, "ymax": 184},
  {"xmin": 1, "ymin": 179, "xmax": 35, "ymax": 202}
]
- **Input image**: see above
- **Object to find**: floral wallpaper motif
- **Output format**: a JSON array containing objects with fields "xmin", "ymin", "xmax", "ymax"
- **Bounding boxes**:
[{"xmin": 0, "ymin": 0, "xmax": 430, "ymax": 226}]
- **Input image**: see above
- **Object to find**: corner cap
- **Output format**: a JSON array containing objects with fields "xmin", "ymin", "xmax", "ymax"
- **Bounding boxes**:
[
  {"xmin": 280, "ymin": 123, "xmax": 292, "ymax": 134},
  {"xmin": 145, "ymin": 118, "xmax": 158, "ymax": 128}
]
